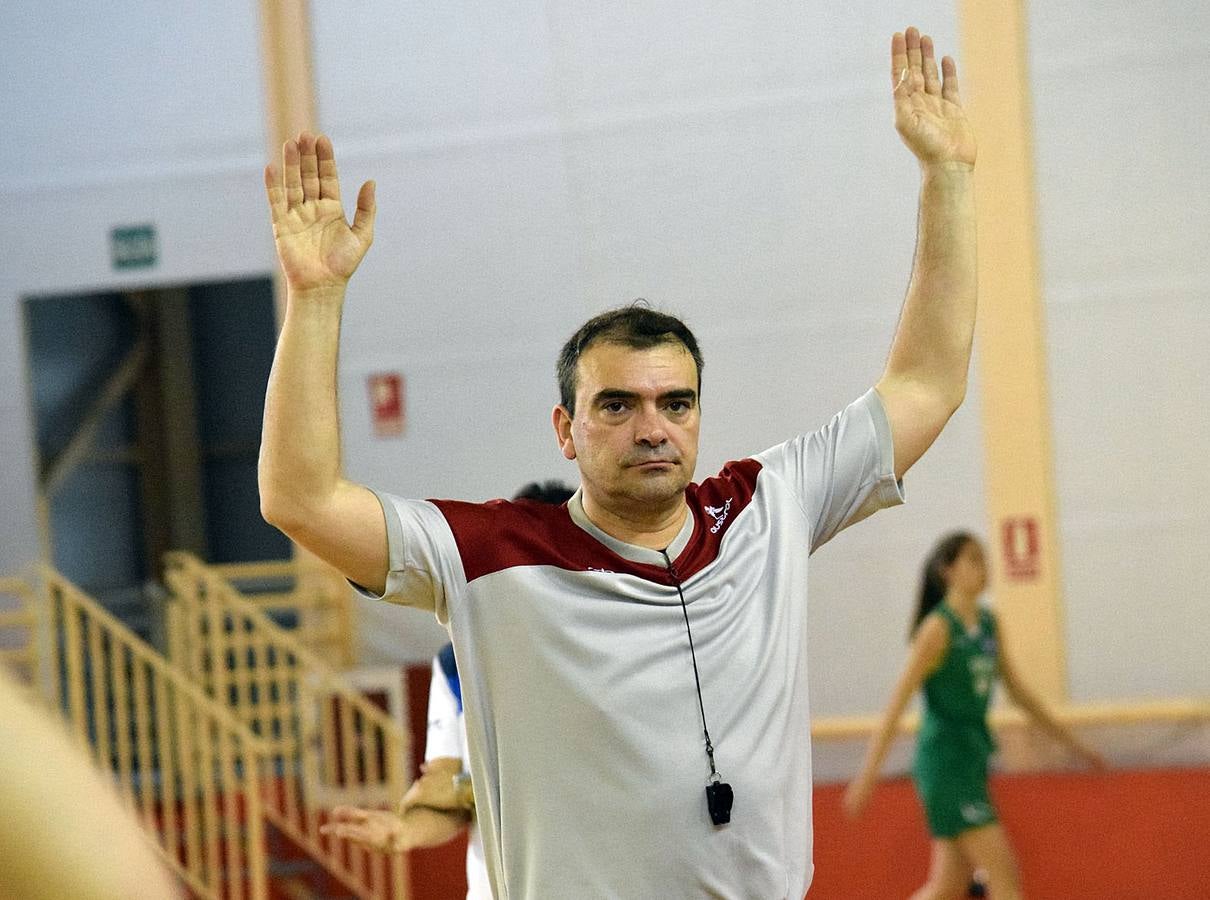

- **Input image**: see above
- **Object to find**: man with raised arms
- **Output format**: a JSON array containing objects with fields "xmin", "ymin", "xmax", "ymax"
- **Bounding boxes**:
[{"xmin": 260, "ymin": 27, "xmax": 976, "ymax": 898}]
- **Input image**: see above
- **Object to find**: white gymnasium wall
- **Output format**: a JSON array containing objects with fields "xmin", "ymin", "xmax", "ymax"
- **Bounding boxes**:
[
  {"xmin": 1, "ymin": 2, "xmax": 1204, "ymax": 711},
  {"xmin": 0, "ymin": 2, "xmax": 273, "ymax": 573},
  {"xmin": 1029, "ymin": 2, "xmax": 1210, "ymax": 703}
]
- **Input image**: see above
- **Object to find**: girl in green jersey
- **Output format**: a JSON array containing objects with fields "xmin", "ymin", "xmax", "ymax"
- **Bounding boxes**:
[{"xmin": 844, "ymin": 532, "xmax": 1104, "ymax": 899}]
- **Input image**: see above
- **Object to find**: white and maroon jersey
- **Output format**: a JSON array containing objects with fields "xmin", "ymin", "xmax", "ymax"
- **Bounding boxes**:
[{"xmin": 363, "ymin": 389, "xmax": 903, "ymax": 899}]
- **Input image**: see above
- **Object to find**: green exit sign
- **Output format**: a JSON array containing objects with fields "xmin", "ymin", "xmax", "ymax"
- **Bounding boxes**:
[{"xmin": 110, "ymin": 224, "xmax": 158, "ymax": 269}]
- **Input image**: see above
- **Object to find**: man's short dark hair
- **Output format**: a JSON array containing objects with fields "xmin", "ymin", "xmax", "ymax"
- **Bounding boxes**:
[{"xmin": 556, "ymin": 303, "xmax": 703, "ymax": 416}]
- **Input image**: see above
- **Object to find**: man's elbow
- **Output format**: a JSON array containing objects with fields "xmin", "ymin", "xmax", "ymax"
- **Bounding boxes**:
[
  {"xmin": 923, "ymin": 377, "xmax": 967, "ymax": 428},
  {"xmin": 259, "ymin": 479, "xmax": 307, "ymax": 535},
  {"xmin": 259, "ymin": 496, "xmax": 292, "ymax": 536},
  {"xmin": 945, "ymin": 378, "xmax": 968, "ymax": 415},
  {"xmin": 924, "ymin": 369, "xmax": 968, "ymax": 421},
  {"xmin": 879, "ymin": 374, "xmax": 967, "ymax": 426},
  {"xmin": 259, "ymin": 491, "xmax": 286, "ymax": 530}
]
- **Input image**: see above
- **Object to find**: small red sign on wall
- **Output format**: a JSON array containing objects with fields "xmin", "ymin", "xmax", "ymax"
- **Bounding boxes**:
[
  {"xmin": 367, "ymin": 372, "xmax": 405, "ymax": 437},
  {"xmin": 1001, "ymin": 516, "xmax": 1040, "ymax": 581}
]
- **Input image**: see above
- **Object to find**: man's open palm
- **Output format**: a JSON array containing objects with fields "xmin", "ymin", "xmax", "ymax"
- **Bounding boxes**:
[
  {"xmin": 892, "ymin": 27, "xmax": 977, "ymax": 169},
  {"xmin": 264, "ymin": 132, "xmax": 376, "ymax": 293}
]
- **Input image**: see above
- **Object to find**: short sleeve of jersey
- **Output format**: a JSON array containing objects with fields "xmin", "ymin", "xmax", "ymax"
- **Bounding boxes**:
[
  {"xmin": 753, "ymin": 388, "xmax": 905, "ymax": 552},
  {"xmin": 347, "ymin": 489, "xmax": 463, "ymax": 624},
  {"xmin": 424, "ymin": 655, "xmax": 464, "ymax": 763}
]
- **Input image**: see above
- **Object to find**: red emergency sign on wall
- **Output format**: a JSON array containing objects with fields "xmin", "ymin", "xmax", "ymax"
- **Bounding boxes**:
[
  {"xmin": 1001, "ymin": 516, "xmax": 1040, "ymax": 581},
  {"xmin": 367, "ymin": 372, "xmax": 405, "ymax": 437}
]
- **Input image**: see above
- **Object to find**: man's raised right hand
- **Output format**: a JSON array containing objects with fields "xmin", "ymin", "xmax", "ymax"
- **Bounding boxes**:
[{"xmin": 264, "ymin": 132, "xmax": 376, "ymax": 295}]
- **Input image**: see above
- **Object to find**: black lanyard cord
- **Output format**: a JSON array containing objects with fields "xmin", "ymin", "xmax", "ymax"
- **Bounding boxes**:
[{"xmin": 660, "ymin": 549, "xmax": 718, "ymax": 780}]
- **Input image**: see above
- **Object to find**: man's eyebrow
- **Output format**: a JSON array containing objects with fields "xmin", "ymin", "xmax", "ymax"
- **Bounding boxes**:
[
  {"xmin": 590, "ymin": 388, "xmax": 698, "ymax": 405},
  {"xmin": 591, "ymin": 389, "xmax": 640, "ymax": 405},
  {"xmin": 660, "ymin": 389, "xmax": 697, "ymax": 403}
]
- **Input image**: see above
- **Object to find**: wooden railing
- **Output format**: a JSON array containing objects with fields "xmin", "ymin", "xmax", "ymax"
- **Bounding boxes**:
[
  {"xmin": 811, "ymin": 698, "xmax": 1210, "ymax": 776},
  {"xmin": 0, "ymin": 574, "xmax": 40, "ymax": 690},
  {"xmin": 164, "ymin": 552, "xmax": 409, "ymax": 900},
  {"xmin": 208, "ymin": 557, "xmax": 354, "ymax": 668},
  {"xmin": 811, "ymin": 698, "xmax": 1210, "ymax": 740},
  {"xmin": 37, "ymin": 566, "xmax": 270, "ymax": 900}
]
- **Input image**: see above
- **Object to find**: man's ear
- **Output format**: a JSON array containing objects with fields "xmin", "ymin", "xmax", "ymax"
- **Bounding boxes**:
[{"xmin": 552, "ymin": 405, "xmax": 576, "ymax": 460}]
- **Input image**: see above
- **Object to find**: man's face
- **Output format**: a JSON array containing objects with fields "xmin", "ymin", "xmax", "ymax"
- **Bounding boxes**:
[{"xmin": 553, "ymin": 341, "xmax": 701, "ymax": 514}]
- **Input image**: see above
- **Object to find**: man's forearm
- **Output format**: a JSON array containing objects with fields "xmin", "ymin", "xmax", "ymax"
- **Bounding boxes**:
[
  {"xmin": 259, "ymin": 286, "xmax": 347, "ymax": 529},
  {"xmin": 882, "ymin": 163, "xmax": 977, "ymax": 408}
]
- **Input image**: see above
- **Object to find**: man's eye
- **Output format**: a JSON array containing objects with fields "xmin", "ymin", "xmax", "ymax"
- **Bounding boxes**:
[
  {"xmin": 603, "ymin": 401, "xmax": 626, "ymax": 414},
  {"xmin": 667, "ymin": 401, "xmax": 691, "ymax": 413}
]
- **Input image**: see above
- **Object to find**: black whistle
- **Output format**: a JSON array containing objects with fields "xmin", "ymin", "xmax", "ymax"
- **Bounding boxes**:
[{"xmin": 706, "ymin": 781, "xmax": 733, "ymax": 825}]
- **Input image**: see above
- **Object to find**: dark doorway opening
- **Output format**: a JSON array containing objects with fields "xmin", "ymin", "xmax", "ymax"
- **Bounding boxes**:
[{"xmin": 23, "ymin": 277, "xmax": 289, "ymax": 642}]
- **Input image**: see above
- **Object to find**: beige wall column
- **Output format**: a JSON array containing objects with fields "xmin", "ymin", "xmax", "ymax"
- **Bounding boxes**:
[
  {"xmin": 957, "ymin": 1, "xmax": 1067, "ymax": 700},
  {"xmin": 258, "ymin": 0, "xmax": 318, "ymax": 321}
]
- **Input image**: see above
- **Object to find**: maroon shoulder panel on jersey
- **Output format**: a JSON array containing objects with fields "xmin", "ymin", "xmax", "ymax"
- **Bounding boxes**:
[
  {"xmin": 674, "ymin": 456, "xmax": 761, "ymax": 580},
  {"xmin": 429, "ymin": 498, "xmax": 667, "ymax": 584},
  {"xmin": 431, "ymin": 457, "xmax": 762, "ymax": 585}
]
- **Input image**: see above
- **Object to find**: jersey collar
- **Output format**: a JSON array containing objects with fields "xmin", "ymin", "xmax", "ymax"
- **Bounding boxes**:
[{"xmin": 566, "ymin": 488, "xmax": 695, "ymax": 567}]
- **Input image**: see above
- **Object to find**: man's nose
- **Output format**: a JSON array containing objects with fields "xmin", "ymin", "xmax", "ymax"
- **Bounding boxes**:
[{"xmin": 633, "ymin": 405, "xmax": 668, "ymax": 445}]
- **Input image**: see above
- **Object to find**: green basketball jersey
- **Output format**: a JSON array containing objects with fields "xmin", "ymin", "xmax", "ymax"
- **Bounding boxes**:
[{"xmin": 918, "ymin": 603, "xmax": 998, "ymax": 758}]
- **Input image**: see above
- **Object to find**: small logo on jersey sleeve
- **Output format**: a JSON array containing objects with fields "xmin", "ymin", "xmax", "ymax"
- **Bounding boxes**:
[{"xmin": 705, "ymin": 498, "xmax": 733, "ymax": 534}]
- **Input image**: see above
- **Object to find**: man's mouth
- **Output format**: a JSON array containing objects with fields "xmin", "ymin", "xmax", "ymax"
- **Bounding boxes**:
[{"xmin": 629, "ymin": 459, "xmax": 676, "ymax": 469}]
